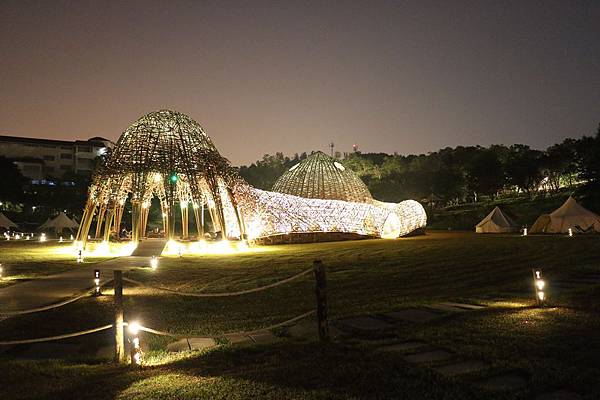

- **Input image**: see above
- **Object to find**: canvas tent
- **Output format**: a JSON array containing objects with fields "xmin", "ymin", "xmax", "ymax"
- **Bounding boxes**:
[
  {"xmin": 38, "ymin": 212, "xmax": 79, "ymax": 234},
  {"xmin": 0, "ymin": 212, "xmax": 18, "ymax": 230},
  {"xmin": 529, "ymin": 196, "xmax": 600, "ymax": 234},
  {"xmin": 475, "ymin": 206, "xmax": 519, "ymax": 233}
]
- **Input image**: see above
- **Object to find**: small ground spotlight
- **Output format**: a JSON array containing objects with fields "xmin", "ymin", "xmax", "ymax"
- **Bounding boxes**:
[
  {"xmin": 128, "ymin": 321, "xmax": 142, "ymax": 366},
  {"xmin": 150, "ymin": 256, "xmax": 158, "ymax": 270},
  {"xmin": 532, "ymin": 269, "xmax": 546, "ymax": 306},
  {"xmin": 93, "ymin": 269, "xmax": 101, "ymax": 296}
]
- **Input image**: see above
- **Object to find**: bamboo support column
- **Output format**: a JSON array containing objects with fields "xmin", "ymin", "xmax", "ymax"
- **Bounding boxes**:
[
  {"xmin": 95, "ymin": 206, "xmax": 106, "ymax": 239},
  {"xmin": 140, "ymin": 205, "xmax": 149, "ymax": 239},
  {"xmin": 193, "ymin": 203, "xmax": 203, "ymax": 239},
  {"xmin": 114, "ymin": 204, "xmax": 124, "ymax": 234},
  {"xmin": 78, "ymin": 203, "xmax": 97, "ymax": 247},
  {"xmin": 131, "ymin": 201, "xmax": 142, "ymax": 243},
  {"xmin": 103, "ymin": 208, "xmax": 115, "ymax": 242},
  {"xmin": 181, "ymin": 202, "xmax": 189, "ymax": 239}
]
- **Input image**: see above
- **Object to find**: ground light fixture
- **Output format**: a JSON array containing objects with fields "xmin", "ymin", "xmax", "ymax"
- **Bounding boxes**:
[
  {"xmin": 523, "ymin": 228, "xmax": 528, "ymax": 236},
  {"xmin": 568, "ymin": 228, "xmax": 573, "ymax": 237},
  {"xmin": 40, "ymin": 233, "xmax": 46, "ymax": 242},
  {"xmin": 59, "ymin": 236, "xmax": 63, "ymax": 242},
  {"xmin": 532, "ymin": 269, "xmax": 546, "ymax": 306},
  {"xmin": 150, "ymin": 256, "xmax": 158, "ymax": 270},
  {"xmin": 128, "ymin": 321, "xmax": 142, "ymax": 365},
  {"xmin": 70, "ymin": 234, "xmax": 74, "ymax": 240},
  {"xmin": 0, "ymin": 263, "xmax": 3, "ymax": 278},
  {"xmin": 93, "ymin": 269, "xmax": 101, "ymax": 296}
]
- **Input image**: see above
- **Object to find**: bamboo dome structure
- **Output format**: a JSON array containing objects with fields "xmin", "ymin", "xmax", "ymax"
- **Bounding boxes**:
[
  {"xmin": 76, "ymin": 109, "xmax": 244, "ymax": 246},
  {"xmin": 76, "ymin": 109, "xmax": 427, "ymax": 251},
  {"xmin": 272, "ymin": 151, "xmax": 372, "ymax": 203}
]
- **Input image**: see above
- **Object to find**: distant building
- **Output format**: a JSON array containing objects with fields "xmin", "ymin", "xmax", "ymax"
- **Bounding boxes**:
[{"xmin": 0, "ymin": 135, "xmax": 114, "ymax": 180}]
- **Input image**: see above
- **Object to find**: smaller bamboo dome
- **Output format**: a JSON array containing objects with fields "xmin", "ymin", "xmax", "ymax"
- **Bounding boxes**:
[{"xmin": 272, "ymin": 151, "xmax": 373, "ymax": 203}]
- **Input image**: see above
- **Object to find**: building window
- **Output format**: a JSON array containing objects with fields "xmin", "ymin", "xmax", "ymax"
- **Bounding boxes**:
[
  {"xmin": 61, "ymin": 153, "xmax": 73, "ymax": 159},
  {"xmin": 43, "ymin": 155, "xmax": 56, "ymax": 161},
  {"xmin": 77, "ymin": 146, "xmax": 91, "ymax": 152}
]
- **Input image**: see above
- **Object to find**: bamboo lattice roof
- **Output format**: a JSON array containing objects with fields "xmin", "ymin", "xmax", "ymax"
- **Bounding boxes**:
[{"xmin": 271, "ymin": 151, "xmax": 373, "ymax": 203}]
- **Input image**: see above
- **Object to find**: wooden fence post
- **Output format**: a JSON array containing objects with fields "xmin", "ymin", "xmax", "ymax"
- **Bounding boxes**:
[
  {"xmin": 114, "ymin": 270, "xmax": 126, "ymax": 363},
  {"xmin": 313, "ymin": 260, "xmax": 330, "ymax": 342}
]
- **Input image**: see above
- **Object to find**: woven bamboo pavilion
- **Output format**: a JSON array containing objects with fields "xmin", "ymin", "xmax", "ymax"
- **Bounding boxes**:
[
  {"xmin": 76, "ymin": 109, "xmax": 426, "ymax": 250},
  {"xmin": 272, "ymin": 151, "xmax": 372, "ymax": 203}
]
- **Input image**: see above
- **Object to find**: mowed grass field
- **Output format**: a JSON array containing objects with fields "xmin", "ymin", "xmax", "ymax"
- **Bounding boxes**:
[{"xmin": 1, "ymin": 232, "xmax": 600, "ymax": 399}]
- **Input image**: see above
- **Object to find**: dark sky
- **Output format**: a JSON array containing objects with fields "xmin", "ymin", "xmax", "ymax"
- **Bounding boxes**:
[{"xmin": 1, "ymin": 0, "xmax": 599, "ymax": 165}]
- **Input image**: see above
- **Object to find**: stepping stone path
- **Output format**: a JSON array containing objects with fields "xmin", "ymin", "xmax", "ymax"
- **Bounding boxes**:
[
  {"xmin": 477, "ymin": 372, "xmax": 528, "ymax": 391},
  {"xmin": 433, "ymin": 360, "xmax": 488, "ymax": 376}
]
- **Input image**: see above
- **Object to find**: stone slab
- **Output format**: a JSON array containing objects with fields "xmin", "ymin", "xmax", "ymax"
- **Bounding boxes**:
[
  {"xmin": 223, "ymin": 333, "xmax": 253, "ymax": 345},
  {"xmin": 188, "ymin": 337, "xmax": 217, "ymax": 350},
  {"xmin": 404, "ymin": 349, "xmax": 453, "ymax": 364},
  {"xmin": 248, "ymin": 331, "xmax": 278, "ymax": 345},
  {"xmin": 437, "ymin": 302, "xmax": 486, "ymax": 310},
  {"xmin": 167, "ymin": 339, "xmax": 191, "ymax": 352},
  {"xmin": 535, "ymin": 390, "xmax": 583, "ymax": 400},
  {"xmin": 378, "ymin": 341, "xmax": 427, "ymax": 352},
  {"xmin": 337, "ymin": 315, "xmax": 394, "ymax": 331},
  {"xmin": 434, "ymin": 360, "xmax": 488, "ymax": 376},
  {"xmin": 478, "ymin": 373, "xmax": 527, "ymax": 391},
  {"xmin": 382, "ymin": 309, "xmax": 441, "ymax": 323}
]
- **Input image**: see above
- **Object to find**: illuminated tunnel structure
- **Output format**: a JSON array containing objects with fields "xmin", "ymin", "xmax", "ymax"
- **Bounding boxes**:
[{"xmin": 75, "ymin": 109, "xmax": 426, "ymax": 247}]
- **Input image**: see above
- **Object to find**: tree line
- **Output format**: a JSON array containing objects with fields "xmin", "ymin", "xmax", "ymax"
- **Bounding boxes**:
[{"xmin": 239, "ymin": 124, "xmax": 600, "ymax": 207}]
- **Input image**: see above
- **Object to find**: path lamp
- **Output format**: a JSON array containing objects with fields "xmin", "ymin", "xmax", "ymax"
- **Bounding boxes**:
[
  {"xmin": 93, "ymin": 269, "xmax": 101, "ymax": 296},
  {"xmin": 128, "ymin": 321, "xmax": 142, "ymax": 366},
  {"xmin": 0, "ymin": 263, "xmax": 3, "ymax": 279},
  {"xmin": 40, "ymin": 233, "xmax": 46, "ymax": 242},
  {"xmin": 568, "ymin": 228, "xmax": 573, "ymax": 237},
  {"xmin": 150, "ymin": 256, "xmax": 158, "ymax": 270},
  {"xmin": 59, "ymin": 236, "xmax": 63, "ymax": 243},
  {"xmin": 532, "ymin": 269, "xmax": 546, "ymax": 306},
  {"xmin": 70, "ymin": 234, "xmax": 74, "ymax": 240}
]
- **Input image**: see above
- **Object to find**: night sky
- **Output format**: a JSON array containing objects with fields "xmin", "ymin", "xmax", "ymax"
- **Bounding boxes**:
[{"xmin": 1, "ymin": 0, "xmax": 599, "ymax": 165}]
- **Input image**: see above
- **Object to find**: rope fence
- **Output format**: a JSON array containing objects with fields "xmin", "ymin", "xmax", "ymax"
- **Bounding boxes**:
[
  {"xmin": 0, "ymin": 279, "xmax": 114, "ymax": 317},
  {"xmin": 0, "ymin": 260, "xmax": 330, "ymax": 365},
  {"xmin": 122, "ymin": 268, "xmax": 312, "ymax": 297},
  {"xmin": 0, "ymin": 324, "xmax": 113, "ymax": 346}
]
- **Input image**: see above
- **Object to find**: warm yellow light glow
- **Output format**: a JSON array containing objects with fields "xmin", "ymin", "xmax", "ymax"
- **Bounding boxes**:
[
  {"xmin": 40, "ymin": 233, "xmax": 46, "ymax": 242},
  {"xmin": 537, "ymin": 291, "xmax": 545, "ymax": 301},
  {"xmin": 70, "ymin": 234, "xmax": 74, "ymax": 240},
  {"xmin": 59, "ymin": 236, "xmax": 63, "ymax": 242},
  {"xmin": 180, "ymin": 201, "xmax": 188, "ymax": 209},
  {"xmin": 535, "ymin": 270, "xmax": 541, "ymax": 279},
  {"xmin": 128, "ymin": 321, "xmax": 140, "ymax": 335},
  {"xmin": 568, "ymin": 228, "xmax": 573, "ymax": 237},
  {"xmin": 536, "ymin": 280, "xmax": 545, "ymax": 291},
  {"xmin": 15, "ymin": 234, "xmax": 21, "ymax": 240},
  {"xmin": 523, "ymin": 228, "xmax": 528, "ymax": 236},
  {"xmin": 153, "ymin": 173, "xmax": 162, "ymax": 183},
  {"xmin": 163, "ymin": 239, "xmax": 266, "ymax": 256},
  {"xmin": 150, "ymin": 256, "xmax": 158, "ymax": 270}
]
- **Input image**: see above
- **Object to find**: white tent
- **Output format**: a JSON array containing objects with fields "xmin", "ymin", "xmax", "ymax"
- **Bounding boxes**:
[
  {"xmin": 38, "ymin": 212, "xmax": 79, "ymax": 234},
  {"xmin": 475, "ymin": 206, "xmax": 519, "ymax": 233},
  {"xmin": 0, "ymin": 212, "xmax": 18, "ymax": 230},
  {"xmin": 530, "ymin": 196, "xmax": 600, "ymax": 234}
]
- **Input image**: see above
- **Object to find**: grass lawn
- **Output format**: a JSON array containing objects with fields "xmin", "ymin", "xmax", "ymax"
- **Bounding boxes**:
[
  {"xmin": 1, "ymin": 232, "xmax": 599, "ymax": 399},
  {"xmin": 0, "ymin": 240, "xmax": 117, "ymax": 289}
]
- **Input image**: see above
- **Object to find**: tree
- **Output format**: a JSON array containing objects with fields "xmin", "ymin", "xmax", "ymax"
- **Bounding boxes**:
[
  {"xmin": 504, "ymin": 145, "xmax": 544, "ymax": 197},
  {"xmin": 465, "ymin": 149, "xmax": 505, "ymax": 200},
  {"xmin": 0, "ymin": 157, "xmax": 26, "ymax": 203}
]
